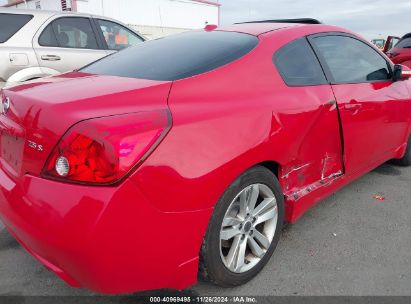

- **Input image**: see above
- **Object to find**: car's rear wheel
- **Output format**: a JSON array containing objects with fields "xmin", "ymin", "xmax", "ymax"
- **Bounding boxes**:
[
  {"xmin": 199, "ymin": 166, "xmax": 284, "ymax": 287},
  {"xmin": 393, "ymin": 135, "xmax": 411, "ymax": 166}
]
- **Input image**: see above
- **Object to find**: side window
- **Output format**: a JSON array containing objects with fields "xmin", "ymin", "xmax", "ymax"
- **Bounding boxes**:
[
  {"xmin": 97, "ymin": 19, "xmax": 143, "ymax": 51},
  {"xmin": 312, "ymin": 35, "xmax": 392, "ymax": 84},
  {"xmin": 40, "ymin": 17, "xmax": 99, "ymax": 49},
  {"xmin": 39, "ymin": 23, "xmax": 59, "ymax": 47},
  {"xmin": 273, "ymin": 38, "xmax": 327, "ymax": 86},
  {"xmin": 0, "ymin": 13, "xmax": 33, "ymax": 43}
]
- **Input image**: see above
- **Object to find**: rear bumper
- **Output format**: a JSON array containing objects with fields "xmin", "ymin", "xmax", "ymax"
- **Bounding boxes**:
[{"xmin": 0, "ymin": 168, "xmax": 212, "ymax": 293}]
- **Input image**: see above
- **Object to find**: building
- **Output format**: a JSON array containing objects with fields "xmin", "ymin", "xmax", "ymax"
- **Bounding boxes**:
[{"xmin": 2, "ymin": 0, "xmax": 220, "ymax": 39}]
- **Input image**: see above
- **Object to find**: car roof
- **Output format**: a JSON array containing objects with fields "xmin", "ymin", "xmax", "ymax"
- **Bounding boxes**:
[
  {"xmin": 214, "ymin": 22, "xmax": 357, "ymax": 39},
  {"xmin": 0, "ymin": 7, "xmax": 103, "ymax": 19},
  {"xmin": 215, "ymin": 22, "xmax": 306, "ymax": 36}
]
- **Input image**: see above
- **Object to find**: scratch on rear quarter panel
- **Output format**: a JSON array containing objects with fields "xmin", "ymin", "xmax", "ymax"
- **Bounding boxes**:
[
  {"xmin": 281, "ymin": 153, "xmax": 343, "ymax": 202},
  {"xmin": 282, "ymin": 163, "xmax": 310, "ymax": 179},
  {"xmin": 287, "ymin": 170, "xmax": 343, "ymax": 202}
]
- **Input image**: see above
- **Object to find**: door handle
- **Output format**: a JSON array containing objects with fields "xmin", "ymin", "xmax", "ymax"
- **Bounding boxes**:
[
  {"xmin": 344, "ymin": 103, "xmax": 361, "ymax": 111},
  {"xmin": 41, "ymin": 55, "xmax": 61, "ymax": 61},
  {"xmin": 324, "ymin": 100, "xmax": 337, "ymax": 106}
]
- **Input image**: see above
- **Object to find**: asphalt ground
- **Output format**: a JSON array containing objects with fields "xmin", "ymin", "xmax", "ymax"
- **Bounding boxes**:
[{"xmin": 0, "ymin": 163, "xmax": 410, "ymax": 297}]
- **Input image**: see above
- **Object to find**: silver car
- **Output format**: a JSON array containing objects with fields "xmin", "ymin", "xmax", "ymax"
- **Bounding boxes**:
[{"xmin": 0, "ymin": 8, "xmax": 145, "ymax": 89}]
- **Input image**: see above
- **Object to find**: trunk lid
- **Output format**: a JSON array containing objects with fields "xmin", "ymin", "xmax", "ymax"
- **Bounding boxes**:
[{"xmin": 0, "ymin": 72, "xmax": 172, "ymax": 179}]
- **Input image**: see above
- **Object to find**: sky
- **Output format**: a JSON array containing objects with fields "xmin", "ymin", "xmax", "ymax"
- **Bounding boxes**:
[
  {"xmin": 218, "ymin": 0, "xmax": 411, "ymax": 40},
  {"xmin": 1, "ymin": 0, "xmax": 409, "ymax": 40}
]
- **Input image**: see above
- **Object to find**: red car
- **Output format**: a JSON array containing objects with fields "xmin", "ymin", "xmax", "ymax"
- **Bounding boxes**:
[
  {"xmin": 386, "ymin": 33, "xmax": 411, "ymax": 69},
  {"xmin": 1, "ymin": 19, "xmax": 411, "ymax": 294}
]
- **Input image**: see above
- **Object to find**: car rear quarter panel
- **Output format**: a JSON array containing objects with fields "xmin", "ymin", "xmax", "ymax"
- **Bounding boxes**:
[{"xmin": 131, "ymin": 26, "xmax": 348, "ymax": 220}]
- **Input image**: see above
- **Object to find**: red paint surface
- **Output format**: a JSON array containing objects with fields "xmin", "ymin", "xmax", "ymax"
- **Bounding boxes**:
[
  {"xmin": 1, "ymin": 23, "xmax": 411, "ymax": 293},
  {"xmin": 388, "ymin": 47, "xmax": 411, "ymax": 69}
]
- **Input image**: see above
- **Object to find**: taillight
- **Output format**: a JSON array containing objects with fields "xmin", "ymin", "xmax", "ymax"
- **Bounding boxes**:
[{"xmin": 42, "ymin": 110, "xmax": 171, "ymax": 185}]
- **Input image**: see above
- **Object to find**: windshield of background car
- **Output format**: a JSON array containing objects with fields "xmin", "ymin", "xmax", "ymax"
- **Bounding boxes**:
[
  {"xmin": 81, "ymin": 30, "xmax": 259, "ymax": 81},
  {"xmin": 395, "ymin": 37, "xmax": 411, "ymax": 49},
  {"xmin": 0, "ymin": 13, "xmax": 33, "ymax": 43}
]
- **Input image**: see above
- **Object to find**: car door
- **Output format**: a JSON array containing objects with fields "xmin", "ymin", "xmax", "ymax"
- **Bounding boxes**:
[
  {"xmin": 93, "ymin": 18, "xmax": 144, "ymax": 55},
  {"xmin": 33, "ymin": 16, "xmax": 107, "ymax": 74},
  {"xmin": 383, "ymin": 36, "xmax": 400, "ymax": 53},
  {"xmin": 309, "ymin": 33, "xmax": 411, "ymax": 175},
  {"xmin": 273, "ymin": 38, "xmax": 344, "ymax": 192}
]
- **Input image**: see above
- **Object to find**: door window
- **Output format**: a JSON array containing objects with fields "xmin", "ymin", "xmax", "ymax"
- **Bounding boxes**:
[
  {"xmin": 39, "ymin": 17, "xmax": 99, "ymax": 50},
  {"xmin": 273, "ymin": 38, "xmax": 327, "ymax": 86},
  {"xmin": 97, "ymin": 19, "xmax": 144, "ymax": 51},
  {"xmin": 38, "ymin": 23, "xmax": 59, "ymax": 47},
  {"xmin": 312, "ymin": 35, "xmax": 392, "ymax": 83}
]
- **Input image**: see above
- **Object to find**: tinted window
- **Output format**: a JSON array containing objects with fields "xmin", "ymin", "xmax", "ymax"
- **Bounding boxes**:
[
  {"xmin": 48, "ymin": 17, "xmax": 99, "ymax": 49},
  {"xmin": 0, "ymin": 13, "xmax": 33, "ymax": 43},
  {"xmin": 395, "ymin": 37, "xmax": 411, "ymax": 49},
  {"xmin": 97, "ymin": 19, "xmax": 143, "ymax": 51},
  {"xmin": 274, "ymin": 38, "xmax": 327, "ymax": 86},
  {"xmin": 82, "ymin": 31, "xmax": 258, "ymax": 81},
  {"xmin": 39, "ymin": 23, "xmax": 59, "ymax": 47},
  {"xmin": 312, "ymin": 35, "xmax": 391, "ymax": 83}
]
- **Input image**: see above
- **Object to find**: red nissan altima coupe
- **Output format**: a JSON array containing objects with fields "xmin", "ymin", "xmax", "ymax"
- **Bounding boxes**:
[{"xmin": 1, "ymin": 19, "xmax": 411, "ymax": 294}]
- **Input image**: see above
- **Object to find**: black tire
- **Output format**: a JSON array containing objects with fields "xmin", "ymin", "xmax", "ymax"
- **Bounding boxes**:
[
  {"xmin": 199, "ymin": 165, "xmax": 284, "ymax": 287},
  {"xmin": 392, "ymin": 136, "xmax": 411, "ymax": 166}
]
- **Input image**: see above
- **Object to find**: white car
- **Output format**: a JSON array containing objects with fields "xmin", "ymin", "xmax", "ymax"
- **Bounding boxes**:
[{"xmin": 0, "ymin": 8, "xmax": 145, "ymax": 88}]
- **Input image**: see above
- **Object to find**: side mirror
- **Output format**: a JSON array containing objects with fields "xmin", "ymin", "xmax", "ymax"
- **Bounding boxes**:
[{"xmin": 393, "ymin": 64, "xmax": 411, "ymax": 81}]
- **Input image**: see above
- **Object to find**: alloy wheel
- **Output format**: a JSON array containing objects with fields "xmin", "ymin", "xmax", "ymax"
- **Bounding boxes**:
[{"xmin": 219, "ymin": 183, "xmax": 278, "ymax": 273}]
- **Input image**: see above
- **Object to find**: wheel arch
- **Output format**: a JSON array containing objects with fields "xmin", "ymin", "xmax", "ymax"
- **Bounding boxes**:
[
  {"xmin": 6, "ymin": 67, "xmax": 59, "ymax": 84},
  {"xmin": 257, "ymin": 160, "xmax": 280, "ymax": 179}
]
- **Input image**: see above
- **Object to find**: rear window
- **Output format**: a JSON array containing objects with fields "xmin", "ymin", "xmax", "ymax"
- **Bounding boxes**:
[
  {"xmin": 395, "ymin": 37, "xmax": 411, "ymax": 49},
  {"xmin": 81, "ymin": 31, "xmax": 259, "ymax": 81},
  {"xmin": 0, "ymin": 13, "xmax": 33, "ymax": 43}
]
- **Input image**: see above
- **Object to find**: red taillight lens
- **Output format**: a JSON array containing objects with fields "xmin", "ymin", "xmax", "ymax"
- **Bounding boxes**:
[{"xmin": 42, "ymin": 110, "xmax": 171, "ymax": 185}]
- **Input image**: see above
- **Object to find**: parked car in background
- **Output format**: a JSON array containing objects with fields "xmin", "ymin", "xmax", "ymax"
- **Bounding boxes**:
[
  {"xmin": 371, "ymin": 38, "xmax": 386, "ymax": 50},
  {"xmin": 1, "ymin": 19, "xmax": 411, "ymax": 294},
  {"xmin": 0, "ymin": 8, "xmax": 145, "ymax": 89},
  {"xmin": 383, "ymin": 35, "xmax": 400, "ymax": 53},
  {"xmin": 386, "ymin": 33, "xmax": 411, "ymax": 68}
]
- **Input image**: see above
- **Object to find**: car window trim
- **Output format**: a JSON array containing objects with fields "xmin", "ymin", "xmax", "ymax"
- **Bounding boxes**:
[
  {"xmin": 38, "ymin": 16, "xmax": 103, "ymax": 50},
  {"xmin": 94, "ymin": 18, "xmax": 144, "ymax": 50},
  {"xmin": 90, "ymin": 18, "xmax": 109, "ymax": 50},
  {"xmin": 0, "ymin": 13, "xmax": 34, "ymax": 43},
  {"xmin": 307, "ymin": 32, "xmax": 394, "ymax": 85}
]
